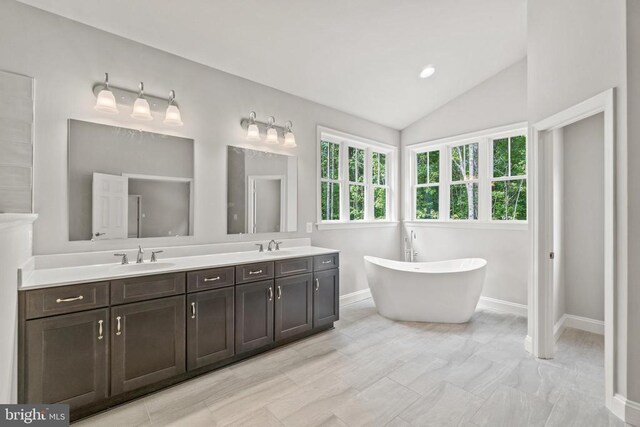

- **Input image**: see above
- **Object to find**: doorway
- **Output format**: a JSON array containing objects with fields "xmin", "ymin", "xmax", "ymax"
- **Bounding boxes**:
[{"xmin": 528, "ymin": 89, "xmax": 616, "ymax": 413}]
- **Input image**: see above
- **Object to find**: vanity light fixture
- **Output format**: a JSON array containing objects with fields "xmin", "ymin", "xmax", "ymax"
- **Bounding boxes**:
[
  {"xmin": 246, "ymin": 111, "xmax": 261, "ymax": 141},
  {"xmin": 265, "ymin": 116, "xmax": 279, "ymax": 144},
  {"xmin": 130, "ymin": 82, "xmax": 153, "ymax": 121},
  {"xmin": 94, "ymin": 73, "xmax": 119, "ymax": 114},
  {"xmin": 163, "ymin": 90, "xmax": 183, "ymax": 126},
  {"xmin": 283, "ymin": 121, "xmax": 296, "ymax": 148}
]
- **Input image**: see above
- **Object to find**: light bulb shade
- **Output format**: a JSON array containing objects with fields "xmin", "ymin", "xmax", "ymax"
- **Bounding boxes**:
[
  {"xmin": 247, "ymin": 123, "xmax": 260, "ymax": 140},
  {"xmin": 94, "ymin": 89, "xmax": 118, "ymax": 114},
  {"xmin": 265, "ymin": 127, "xmax": 279, "ymax": 144},
  {"xmin": 163, "ymin": 105, "xmax": 183, "ymax": 126},
  {"xmin": 131, "ymin": 97, "xmax": 153, "ymax": 120},
  {"xmin": 283, "ymin": 131, "xmax": 296, "ymax": 147}
]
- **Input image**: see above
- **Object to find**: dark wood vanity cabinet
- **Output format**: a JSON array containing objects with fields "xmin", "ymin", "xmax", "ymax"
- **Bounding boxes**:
[
  {"xmin": 235, "ymin": 280, "xmax": 275, "ymax": 354},
  {"xmin": 19, "ymin": 252, "xmax": 339, "ymax": 421},
  {"xmin": 187, "ymin": 287, "xmax": 234, "ymax": 370},
  {"xmin": 313, "ymin": 268, "xmax": 340, "ymax": 328},
  {"xmin": 275, "ymin": 273, "xmax": 313, "ymax": 341},
  {"xmin": 110, "ymin": 296, "xmax": 186, "ymax": 395},
  {"xmin": 23, "ymin": 308, "xmax": 109, "ymax": 410}
]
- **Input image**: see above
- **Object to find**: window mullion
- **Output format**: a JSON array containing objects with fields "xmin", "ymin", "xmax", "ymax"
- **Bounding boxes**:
[
  {"xmin": 340, "ymin": 143, "xmax": 349, "ymax": 221},
  {"xmin": 442, "ymin": 147, "xmax": 450, "ymax": 220},
  {"xmin": 365, "ymin": 148, "xmax": 373, "ymax": 221}
]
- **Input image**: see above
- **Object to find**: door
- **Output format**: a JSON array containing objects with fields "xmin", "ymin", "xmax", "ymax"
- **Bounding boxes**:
[
  {"xmin": 313, "ymin": 269, "xmax": 339, "ymax": 328},
  {"xmin": 92, "ymin": 172, "xmax": 128, "ymax": 240},
  {"xmin": 127, "ymin": 194, "xmax": 141, "ymax": 238},
  {"xmin": 187, "ymin": 288, "xmax": 234, "ymax": 370},
  {"xmin": 111, "ymin": 296, "xmax": 185, "ymax": 395},
  {"xmin": 275, "ymin": 274, "xmax": 313, "ymax": 341},
  {"xmin": 235, "ymin": 280, "xmax": 274, "ymax": 354},
  {"xmin": 24, "ymin": 309, "xmax": 108, "ymax": 410},
  {"xmin": 247, "ymin": 176, "xmax": 284, "ymax": 233}
]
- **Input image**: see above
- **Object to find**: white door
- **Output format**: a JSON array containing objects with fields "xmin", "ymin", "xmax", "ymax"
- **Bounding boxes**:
[{"xmin": 92, "ymin": 173, "xmax": 128, "ymax": 240}]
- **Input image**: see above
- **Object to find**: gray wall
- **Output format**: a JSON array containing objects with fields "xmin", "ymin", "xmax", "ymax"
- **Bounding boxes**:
[
  {"xmin": 527, "ymin": 0, "xmax": 633, "ymax": 399},
  {"xmin": 0, "ymin": 1, "xmax": 400, "ymax": 297},
  {"xmin": 68, "ymin": 119, "xmax": 193, "ymax": 240},
  {"xmin": 227, "ymin": 148, "xmax": 246, "ymax": 234},
  {"xmin": 562, "ymin": 114, "xmax": 605, "ymax": 322},
  {"xmin": 401, "ymin": 58, "xmax": 529, "ymax": 305}
]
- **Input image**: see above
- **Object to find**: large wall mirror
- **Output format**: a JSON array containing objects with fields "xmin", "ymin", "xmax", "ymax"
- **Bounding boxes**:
[
  {"xmin": 68, "ymin": 119, "xmax": 194, "ymax": 241},
  {"xmin": 227, "ymin": 146, "xmax": 297, "ymax": 234}
]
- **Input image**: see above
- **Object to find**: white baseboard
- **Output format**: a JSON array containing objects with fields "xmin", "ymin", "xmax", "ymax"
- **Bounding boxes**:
[
  {"xmin": 554, "ymin": 313, "xmax": 604, "ymax": 341},
  {"xmin": 612, "ymin": 394, "xmax": 640, "ymax": 426},
  {"xmin": 340, "ymin": 288, "xmax": 372, "ymax": 306},
  {"xmin": 477, "ymin": 296, "xmax": 528, "ymax": 317}
]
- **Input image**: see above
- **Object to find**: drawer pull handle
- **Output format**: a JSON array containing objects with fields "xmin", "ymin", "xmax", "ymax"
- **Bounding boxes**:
[
  {"xmin": 98, "ymin": 320, "xmax": 104, "ymax": 340},
  {"xmin": 315, "ymin": 278, "xmax": 320, "ymax": 291},
  {"xmin": 203, "ymin": 276, "xmax": 221, "ymax": 282},
  {"xmin": 322, "ymin": 260, "xmax": 333, "ymax": 265},
  {"xmin": 191, "ymin": 302, "xmax": 196, "ymax": 319},
  {"xmin": 116, "ymin": 316, "xmax": 122, "ymax": 336},
  {"xmin": 56, "ymin": 295, "xmax": 84, "ymax": 303},
  {"xmin": 277, "ymin": 286, "xmax": 282, "ymax": 299},
  {"xmin": 267, "ymin": 287, "xmax": 273, "ymax": 301},
  {"xmin": 249, "ymin": 269, "xmax": 263, "ymax": 275}
]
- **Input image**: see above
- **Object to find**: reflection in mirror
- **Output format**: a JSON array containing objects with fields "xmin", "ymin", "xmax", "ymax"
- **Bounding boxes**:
[
  {"xmin": 68, "ymin": 120, "xmax": 194, "ymax": 241},
  {"xmin": 227, "ymin": 146, "xmax": 297, "ymax": 234}
]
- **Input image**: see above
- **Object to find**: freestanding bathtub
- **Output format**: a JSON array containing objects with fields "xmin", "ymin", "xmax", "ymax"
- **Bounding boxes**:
[{"xmin": 364, "ymin": 256, "xmax": 487, "ymax": 323}]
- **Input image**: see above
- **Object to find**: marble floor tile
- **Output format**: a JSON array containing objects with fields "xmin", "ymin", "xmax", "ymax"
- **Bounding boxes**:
[
  {"xmin": 73, "ymin": 299, "xmax": 616, "ymax": 427},
  {"xmin": 471, "ymin": 384, "xmax": 553, "ymax": 427},
  {"xmin": 332, "ymin": 377, "xmax": 420, "ymax": 427},
  {"xmin": 399, "ymin": 381, "xmax": 484, "ymax": 426}
]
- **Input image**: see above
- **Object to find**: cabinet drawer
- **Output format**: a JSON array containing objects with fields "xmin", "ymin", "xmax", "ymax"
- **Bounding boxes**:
[
  {"xmin": 313, "ymin": 253, "xmax": 339, "ymax": 271},
  {"xmin": 275, "ymin": 257, "xmax": 313, "ymax": 278},
  {"xmin": 25, "ymin": 282, "xmax": 109, "ymax": 319},
  {"xmin": 187, "ymin": 267, "xmax": 235, "ymax": 292},
  {"xmin": 235, "ymin": 262, "xmax": 274, "ymax": 284},
  {"xmin": 111, "ymin": 273, "xmax": 185, "ymax": 305}
]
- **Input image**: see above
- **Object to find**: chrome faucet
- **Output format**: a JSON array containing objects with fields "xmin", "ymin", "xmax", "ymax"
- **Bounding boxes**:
[
  {"xmin": 136, "ymin": 245, "xmax": 144, "ymax": 263},
  {"xmin": 267, "ymin": 240, "xmax": 282, "ymax": 251},
  {"xmin": 255, "ymin": 243, "xmax": 264, "ymax": 252},
  {"xmin": 405, "ymin": 230, "xmax": 418, "ymax": 262}
]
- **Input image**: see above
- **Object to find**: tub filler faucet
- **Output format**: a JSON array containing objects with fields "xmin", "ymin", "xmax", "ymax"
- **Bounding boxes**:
[{"xmin": 405, "ymin": 230, "xmax": 418, "ymax": 262}]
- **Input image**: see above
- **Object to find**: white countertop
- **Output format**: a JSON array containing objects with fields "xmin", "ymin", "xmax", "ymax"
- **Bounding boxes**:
[{"xmin": 20, "ymin": 246, "xmax": 339, "ymax": 290}]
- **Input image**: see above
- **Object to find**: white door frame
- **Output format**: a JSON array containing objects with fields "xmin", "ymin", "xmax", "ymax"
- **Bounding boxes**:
[{"xmin": 528, "ymin": 89, "xmax": 616, "ymax": 411}]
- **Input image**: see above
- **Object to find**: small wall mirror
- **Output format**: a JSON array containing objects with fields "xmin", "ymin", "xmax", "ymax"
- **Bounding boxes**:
[
  {"xmin": 227, "ymin": 146, "xmax": 297, "ymax": 234},
  {"xmin": 68, "ymin": 119, "xmax": 194, "ymax": 241}
]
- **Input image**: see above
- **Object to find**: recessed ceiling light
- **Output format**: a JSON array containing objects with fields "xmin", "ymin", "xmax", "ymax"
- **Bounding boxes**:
[{"xmin": 420, "ymin": 65, "xmax": 436, "ymax": 79}]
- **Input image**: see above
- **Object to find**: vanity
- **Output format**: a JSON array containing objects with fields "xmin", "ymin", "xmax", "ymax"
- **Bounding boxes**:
[{"xmin": 17, "ymin": 247, "xmax": 339, "ymax": 421}]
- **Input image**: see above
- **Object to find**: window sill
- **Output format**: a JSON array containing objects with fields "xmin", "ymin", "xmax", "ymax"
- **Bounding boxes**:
[
  {"xmin": 403, "ymin": 220, "xmax": 528, "ymax": 231},
  {"xmin": 316, "ymin": 221, "xmax": 400, "ymax": 231}
]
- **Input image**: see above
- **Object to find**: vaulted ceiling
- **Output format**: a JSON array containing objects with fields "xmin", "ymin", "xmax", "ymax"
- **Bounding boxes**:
[{"xmin": 18, "ymin": 0, "xmax": 527, "ymax": 129}]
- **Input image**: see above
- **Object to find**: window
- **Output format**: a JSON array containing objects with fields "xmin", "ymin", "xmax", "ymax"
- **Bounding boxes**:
[
  {"xmin": 318, "ymin": 128, "xmax": 396, "ymax": 227},
  {"xmin": 415, "ymin": 150, "xmax": 439, "ymax": 219},
  {"xmin": 491, "ymin": 135, "xmax": 527, "ymax": 220},
  {"xmin": 450, "ymin": 143, "xmax": 479, "ymax": 220},
  {"xmin": 408, "ymin": 125, "xmax": 527, "ymax": 226}
]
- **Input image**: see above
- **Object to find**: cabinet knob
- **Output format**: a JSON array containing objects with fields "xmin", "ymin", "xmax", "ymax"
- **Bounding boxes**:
[
  {"xmin": 277, "ymin": 286, "xmax": 282, "ymax": 299},
  {"xmin": 267, "ymin": 287, "xmax": 273, "ymax": 301},
  {"xmin": 191, "ymin": 302, "xmax": 196, "ymax": 319},
  {"xmin": 116, "ymin": 316, "xmax": 122, "ymax": 336},
  {"xmin": 315, "ymin": 278, "xmax": 320, "ymax": 291},
  {"xmin": 98, "ymin": 320, "xmax": 104, "ymax": 340}
]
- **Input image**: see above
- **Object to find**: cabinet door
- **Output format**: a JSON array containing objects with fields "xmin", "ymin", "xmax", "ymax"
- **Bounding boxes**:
[
  {"xmin": 111, "ymin": 296, "xmax": 185, "ymax": 395},
  {"xmin": 235, "ymin": 280, "xmax": 274, "ymax": 354},
  {"xmin": 187, "ymin": 288, "xmax": 234, "ymax": 370},
  {"xmin": 275, "ymin": 274, "xmax": 313, "ymax": 341},
  {"xmin": 25, "ymin": 309, "xmax": 108, "ymax": 410},
  {"xmin": 313, "ymin": 269, "xmax": 340, "ymax": 328}
]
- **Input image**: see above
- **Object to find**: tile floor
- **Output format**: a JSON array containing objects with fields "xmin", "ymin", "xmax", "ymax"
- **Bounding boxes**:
[{"xmin": 75, "ymin": 298, "xmax": 622, "ymax": 427}]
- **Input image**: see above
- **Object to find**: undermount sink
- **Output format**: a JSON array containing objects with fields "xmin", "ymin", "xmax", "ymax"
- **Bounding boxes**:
[
  {"xmin": 109, "ymin": 262, "xmax": 176, "ymax": 273},
  {"xmin": 263, "ymin": 250, "xmax": 292, "ymax": 256}
]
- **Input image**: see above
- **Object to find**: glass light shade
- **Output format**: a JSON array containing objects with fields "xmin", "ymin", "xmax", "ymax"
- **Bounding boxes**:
[
  {"xmin": 265, "ymin": 127, "xmax": 279, "ymax": 144},
  {"xmin": 94, "ymin": 89, "xmax": 118, "ymax": 114},
  {"xmin": 247, "ymin": 123, "xmax": 260, "ymax": 140},
  {"xmin": 131, "ymin": 97, "xmax": 153, "ymax": 120},
  {"xmin": 163, "ymin": 104, "xmax": 183, "ymax": 126},
  {"xmin": 283, "ymin": 131, "xmax": 296, "ymax": 147}
]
